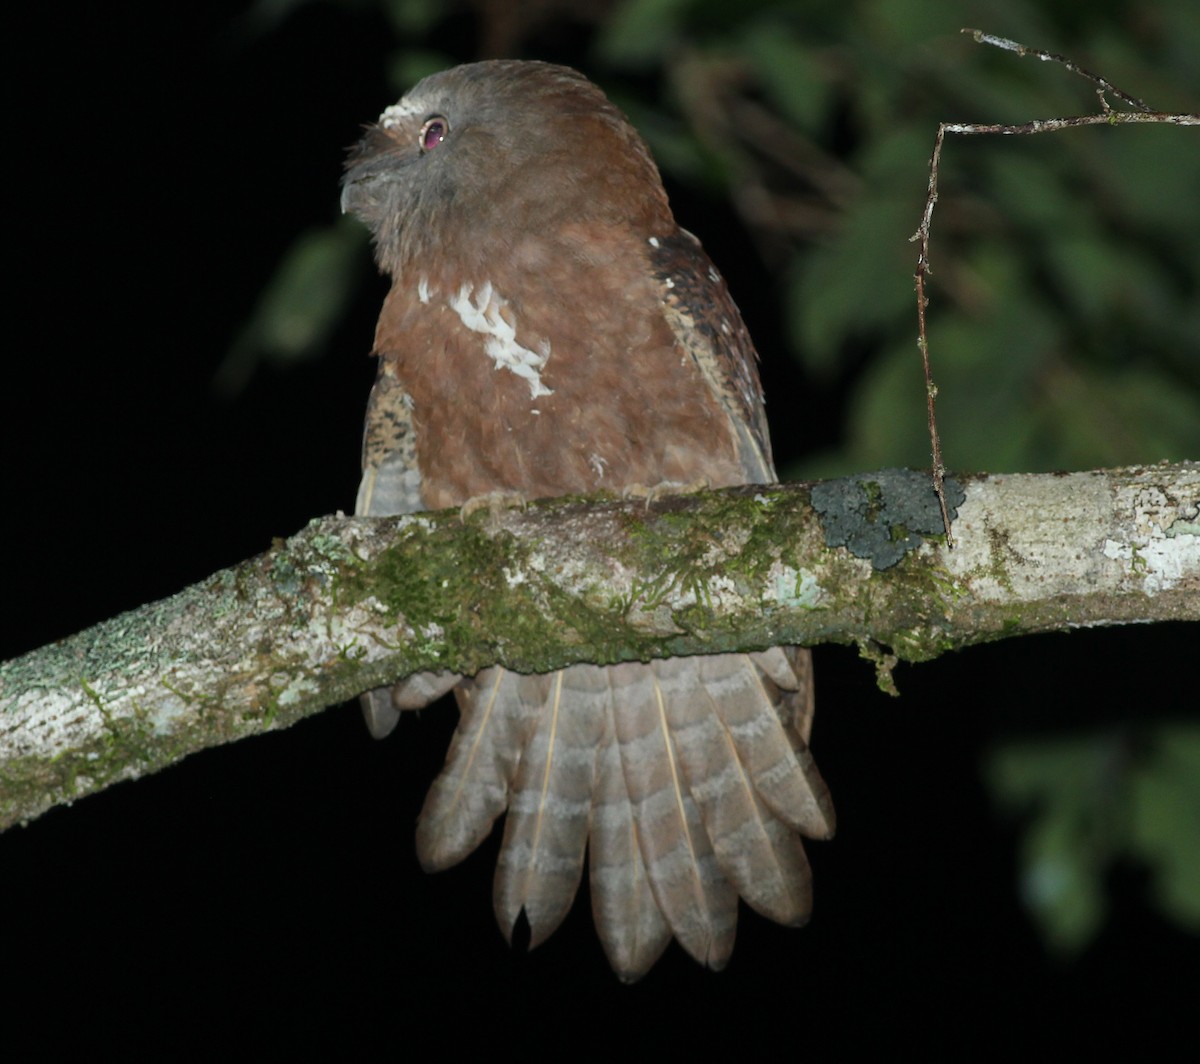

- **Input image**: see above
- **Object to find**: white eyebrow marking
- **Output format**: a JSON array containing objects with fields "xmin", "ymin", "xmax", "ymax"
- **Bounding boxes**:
[
  {"xmin": 448, "ymin": 282, "xmax": 554, "ymax": 399},
  {"xmin": 380, "ymin": 98, "xmax": 424, "ymax": 128}
]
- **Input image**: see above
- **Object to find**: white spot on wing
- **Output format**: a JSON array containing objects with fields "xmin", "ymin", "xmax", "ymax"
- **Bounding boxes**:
[
  {"xmin": 449, "ymin": 282, "xmax": 554, "ymax": 399},
  {"xmin": 417, "ymin": 277, "xmax": 431, "ymax": 304}
]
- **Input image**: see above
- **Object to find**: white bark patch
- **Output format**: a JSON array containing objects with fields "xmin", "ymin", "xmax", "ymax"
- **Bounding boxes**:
[
  {"xmin": 1100, "ymin": 478, "xmax": 1200, "ymax": 593},
  {"xmin": 766, "ymin": 563, "xmax": 825, "ymax": 609},
  {"xmin": 448, "ymin": 281, "xmax": 553, "ymax": 398}
]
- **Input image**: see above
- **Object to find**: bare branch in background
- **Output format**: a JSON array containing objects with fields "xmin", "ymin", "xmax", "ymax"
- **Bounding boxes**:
[{"xmin": 911, "ymin": 28, "xmax": 1200, "ymax": 544}]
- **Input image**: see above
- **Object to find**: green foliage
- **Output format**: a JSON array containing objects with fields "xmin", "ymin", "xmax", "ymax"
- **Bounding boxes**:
[
  {"xmin": 601, "ymin": 0, "xmax": 1200, "ymax": 479},
  {"xmin": 218, "ymin": 216, "xmax": 367, "ymax": 393},
  {"xmin": 741, "ymin": 23, "xmax": 831, "ymax": 132},
  {"xmin": 239, "ymin": 0, "xmax": 1199, "ymax": 951},
  {"xmin": 595, "ymin": 0, "xmax": 695, "ymax": 69},
  {"xmin": 1129, "ymin": 727, "xmax": 1200, "ymax": 930},
  {"xmin": 988, "ymin": 725, "xmax": 1200, "ymax": 951}
]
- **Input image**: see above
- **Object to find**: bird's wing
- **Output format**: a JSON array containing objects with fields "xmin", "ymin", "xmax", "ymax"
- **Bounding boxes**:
[
  {"xmin": 356, "ymin": 355, "xmax": 459, "ymax": 737},
  {"xmin": 357, "ymin": 356, "xmax": 425, "ymax": 518},
  {"xmin": 649, "ymin": 228, "xmax": 774, "ymax": 485}
]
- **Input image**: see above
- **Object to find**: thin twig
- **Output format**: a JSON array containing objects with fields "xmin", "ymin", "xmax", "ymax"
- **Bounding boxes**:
[
  {"xmin": 913, "ymin": 122, "xmax": 952, "ymax": 545},
  {"xmin": 962, "ymin": 28, "xmax": 1153, "ymax": 112},
  {"xmin": 910, "ymin": 30, "xmax": 1199, "ymax": 547}
]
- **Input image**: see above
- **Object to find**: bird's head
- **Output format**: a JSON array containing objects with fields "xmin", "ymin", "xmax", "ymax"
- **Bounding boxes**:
[{"xmin": 341, "ymin": 61, "xmax": 672, "ymax": 277}]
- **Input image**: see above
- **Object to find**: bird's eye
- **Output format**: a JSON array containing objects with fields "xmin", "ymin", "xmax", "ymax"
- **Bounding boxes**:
[{"xmin": 419, "ymin": 116, "xmax": 448, "ymax": 153}]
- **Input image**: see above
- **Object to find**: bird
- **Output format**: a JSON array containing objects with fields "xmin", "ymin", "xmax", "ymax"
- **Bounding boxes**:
[{"xmin": 341, "ymin": 60, "xmax": 835, "ymax": 980}]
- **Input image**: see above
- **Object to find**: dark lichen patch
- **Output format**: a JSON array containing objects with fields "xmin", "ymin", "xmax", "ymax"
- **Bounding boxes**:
[{"xmin": 812, "ymin": 469, "xmax": 965, "ymax": 569}]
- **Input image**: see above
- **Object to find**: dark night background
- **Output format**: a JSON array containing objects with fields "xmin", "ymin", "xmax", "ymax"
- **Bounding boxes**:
[{"xmin": 3, "ymin": 1, "xmax": 1197, "ymax": 1052}]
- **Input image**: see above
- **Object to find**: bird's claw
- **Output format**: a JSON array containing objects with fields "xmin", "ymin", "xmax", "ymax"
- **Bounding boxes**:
[
  {"xmin": 621, "ymin": 478, "xmax": 711, "ymax": 510},
  {"xmin": 459, "ymin": 490, "xmax": 528, "ymax": 524}
]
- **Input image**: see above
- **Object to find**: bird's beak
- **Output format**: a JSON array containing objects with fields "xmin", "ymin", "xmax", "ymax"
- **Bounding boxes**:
[
  {"xmin": 341, "ymin": 128, "xmax": 405, "ymax": 215},
  {"xmin": 340, "ymin": 161, "xmax": 386, "ymax": 216},
  {"xmin": 339, "ymin": 179, "xmax": 361, "ymax": 216}
]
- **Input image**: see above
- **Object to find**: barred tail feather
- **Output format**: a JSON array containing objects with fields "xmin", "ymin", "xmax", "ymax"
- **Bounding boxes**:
[
  {"xmin": 611, "ymin": 661, "xmax": 738, "ymax": 970},
  {"xmin": 662, "ymin": 655, "xmax": 814, "ymax": 925},
  {"xmin": 589, "ymin": 672, "xmax": 673, "ymax": 980},
  {"xmin": 493, "ymin": 669, "xmax": 605, "ymax": 947},
  {"xmin": 718, "ymin": 649, "xmax": 836, "ymax": 840},
  {"xmin": 415, "ymin": 666, "xmax": 544, "ymax": 871}
]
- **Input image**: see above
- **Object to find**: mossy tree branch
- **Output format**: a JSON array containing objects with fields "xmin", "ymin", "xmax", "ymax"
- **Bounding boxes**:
[{"xmin": 2, "ymin": 463, "xmax": 1197, "ymax": 830}]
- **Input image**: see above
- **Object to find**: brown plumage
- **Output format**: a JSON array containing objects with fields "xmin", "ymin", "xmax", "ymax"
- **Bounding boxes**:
[{"xmin": 342, "ymin": 60, "xmax": 834, "ymax": 980}]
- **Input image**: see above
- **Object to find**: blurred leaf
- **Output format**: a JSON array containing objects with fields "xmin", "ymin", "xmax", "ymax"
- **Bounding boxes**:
[
  {"xmin": 1020, "ymin": 786, "xmax": 1107, "ymax": 952},
  {"xmin": 865, "ymin": 0, "xmax": 963, "ymax": 51},
  {"xmin": 987, "ymin": 734, "xmax": 1125, "ymax": 954},
  {"xmin": 240, "ymin": 0, "xmax": 318, "ymax": 36},
  {"xmin": 388, "ymin": 49, "xmax": 457, "ymax": 93},
  {"xmin": 1158, "ymin": 0, "xmax": 1200, "ymax": 98},
  {"xmin": 1044, "ymin": 234, "xmax": 1143, "ymax": 323},
  {"xmin": 594, "ymin": 0, "xmax": 693, "ymax": 70},
  {"xmin": 217, "ymin": 217, "xmax": 366, "ymax": 395},
  {"xmin": 988, "ymin": 150, "xmax": 1089, "ymax": 234},
  {"xmin": 805, "ymin": 243, "xmax": 1066, "ymax": 477},
  {"xmin": 740, "ymin": 23, "xmax": 830, "ymax": 132},
  {"xmin": 788, "ymin": 187, "xmax": 916, "ymax": 373},
  {"xmin": 988, "ymin": 725, "xmax": 1200, "ymax": 952},
  {"xmin": 1094, "ymin": 125, "xmax": 1200, "ymax": 238},
  {"xmin": 383, "ymin": 0, "xmax": 444, "ymax": 36},
  {"xmin": 1040, "ymin": 364, "xmax": 1200, "ymax": 469},
  {"xmin": 832, "ymin": 337, "xmax": 938, "ymax": 475},
  {"xmin": 832, "ymin": 310, "xmax": 1052, "ymax": 476},
  {"xmin": 1130, "ymin": 726, "xmax": 1200, "ymax": 930}
]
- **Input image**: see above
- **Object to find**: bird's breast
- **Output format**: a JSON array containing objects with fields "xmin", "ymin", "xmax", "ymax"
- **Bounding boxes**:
[{"xmin": 373, "ymin": 253, "xmax": 747, "ymax": 509}]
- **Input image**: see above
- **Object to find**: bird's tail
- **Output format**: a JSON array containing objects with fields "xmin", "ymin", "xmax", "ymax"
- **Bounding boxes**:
[{"xmin": 415, "ymin": 649, "xmax": 834, "ymax": 980}]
